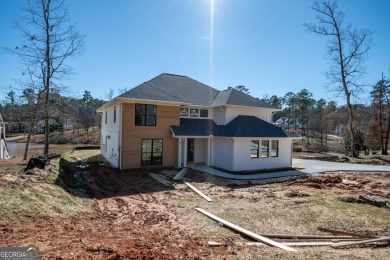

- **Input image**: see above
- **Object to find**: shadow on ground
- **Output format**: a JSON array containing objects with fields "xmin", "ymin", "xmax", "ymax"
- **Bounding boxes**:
[{"xmin": 56, "ymin": 156, "xmax": 174, "ymax": 199}]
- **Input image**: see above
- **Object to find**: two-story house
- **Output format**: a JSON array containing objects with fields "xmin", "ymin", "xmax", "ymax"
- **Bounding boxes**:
[{"xmin": 97, "ymin": 73, "xmax": 297, "ymax": 172}]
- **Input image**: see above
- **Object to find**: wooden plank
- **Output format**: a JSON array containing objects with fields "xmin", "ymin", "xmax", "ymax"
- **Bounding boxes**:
[
  {"xmin": 318, "ymin": 227, "xmax": 378, "ymax": 239},
  {"xmin": 260, "ymin": 234, "xmax": 355, "ymax": 239},
  {"xmin": 243, "ymin": 241, "xmax": 335, "ymax": 247},
  {"xmin": 148, "ymin": 173, "xmax": 172, "ymax": 186},
  {"xmin": 331, "ymin": 236, "xmax": 390, "ymax": 248},
  {"xmin": 183, "ymin": 181, "xmax": 212, "ymax": 202},
  {"xmin": 195, "ymin": 208, "xmax": 297, "ymax": 252},
  {"xmin": 173, "ymin": 168, "xmax": 188, "ymax": 180}
]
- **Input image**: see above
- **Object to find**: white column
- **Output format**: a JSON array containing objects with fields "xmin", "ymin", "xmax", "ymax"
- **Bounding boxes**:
[
  {"xmin": 177, "ymin": 138, "xmax": 182, "ymax": 168},
  {"xmin": 207, "ymin": 138, "xmax": 211, "ymax": 166},
  {"xmin": 183, "ymin": 138, "xmax": 187, "ymax": 167}
]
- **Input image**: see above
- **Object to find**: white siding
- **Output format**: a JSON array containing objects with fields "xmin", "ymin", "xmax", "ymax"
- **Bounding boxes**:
[
  {"xmin": 212, "ymin": 138, "xmax": 234, "ymax": 171},
  {"xmin": 100, "ymin": 104, "xmax": 121, "ymax": 168},
  {"xmin": 225, "ymin": 107, "xmax": 273, "ymax": 124},
  {"xmin": 212, "ymin": 107, "xmax": 226, "ymax": 125},
  {"xmin": 232, "ymin": 138, "xmax": 292, "ymax": 171},
  {"xmin": 194, "ymin": 138, "xmax": 208, "ymax": 163}
]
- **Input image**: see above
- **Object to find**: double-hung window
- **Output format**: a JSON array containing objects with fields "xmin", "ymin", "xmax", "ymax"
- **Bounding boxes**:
[
  {"xmin": 261, "ymin": 140, "xmax": 269, "ymax": 158},
  {"xmin": 251, "ymin": 140, "xmax": 259, "ymax": 158},
  {"xmin": 135, "ymin": 104, "xmax": 156, "ymax": 126},
  {"xmin": 271, "ymin": 140, "xmax": 279, "ymax": 157}
]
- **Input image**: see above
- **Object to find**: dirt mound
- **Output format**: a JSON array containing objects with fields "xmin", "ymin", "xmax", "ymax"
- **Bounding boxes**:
[{"xmin": 286, "ymin": 172, "xmax": 390, "ymax": 197}]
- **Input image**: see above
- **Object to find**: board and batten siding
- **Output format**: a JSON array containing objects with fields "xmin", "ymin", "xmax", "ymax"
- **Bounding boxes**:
[
  {"xmin": 225, "ymin": 107, "xmax": 273, "ymax": 124},
  {"xmin": 212, "ymin": 107, "xmax": 226, "ymax": 125},
  {"xmin": 121, "ymin": 103, "xmax": 180, "ymax": 169},
  {"xmin": 212, "ymin": 138, "xmax": 234, "ymax": 171},
  {"xmin": 233, "ymin": 138, "xmax": 292, "ymax": 171},
  {"xmin": 101, "ymin": 105, "xmax": 121, "ymax": 168}
]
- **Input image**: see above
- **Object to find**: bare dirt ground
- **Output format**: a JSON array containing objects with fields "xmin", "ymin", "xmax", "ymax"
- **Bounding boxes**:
[{"xmin": 1, "ymin": 156, "xmax": 390, "ymax": 259}]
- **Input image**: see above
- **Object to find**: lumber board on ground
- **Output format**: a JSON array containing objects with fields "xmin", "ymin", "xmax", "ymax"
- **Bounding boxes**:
[
  {"xmin": 318, "ymin": 227, "xmax": 378, "ymax": 239},
  {"xmin": 183, "ymin": 181, "xmax": 212, "ymax": 202},
  {"xmin": 331, "ymin": 236, "xmax": 390, "ymax": 248},
  {"xmin": 195, "ymin": 208, "xmax": 297, "ymax": 252},
  {"xmin": 260, "ymin": 234, "xmax": 354, "ymax": 239},
  {"xmin": 243, "ymin": 242, "xmax": 335, "ymax": 247},
  {"xmin": 173, "ymin": 168, "xmax": 188, "ymax": 180},
  {"xmin": 148, "ymin": 173, "xmax": 172, "ymax": 186}
]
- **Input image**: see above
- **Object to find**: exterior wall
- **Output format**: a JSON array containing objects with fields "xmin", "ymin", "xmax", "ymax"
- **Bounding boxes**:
[
  {"xmin": 232, "ymin": 138, "xmax": 292, "ymax": 171},
  {"xmin": 225, "ymin": 107, "xmax": 273, "ymax": 124},
  {"xmin": 194, "ymin": 138, "xmax": 208, "ymax": 163},
  {"xmin": 212, "ymin": 138, "xmax": 234, "ymax": 171},
  {"xmin": 101, "ymin": 105, "xmax": 121, "ymax": 168},
  {"xmin": 121, "ymin": 103, "xmax": 180, "ymax": 169},
  {"xmin": 212, "ymin": 107, "xmax": 226, "ymax": 125}
]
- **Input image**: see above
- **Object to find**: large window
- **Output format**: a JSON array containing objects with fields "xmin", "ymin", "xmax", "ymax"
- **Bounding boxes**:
[
  {"xmin": 135, "ymin": 104, "xmax": 156, "ymax": 126},
  {"xmin": 261, "ymin": 140, "xmax": 269, "ymax": 158},
  {"xmin": 251, "ymin": 140, "xmax": 259, "ymax": 158},
  {"xmin": 141, "ymin": 139, "xmax": 162, "ymax": 166},
  {"xmin": 271, "ymin": 140, "xmax": 279, "ymax": 157}
]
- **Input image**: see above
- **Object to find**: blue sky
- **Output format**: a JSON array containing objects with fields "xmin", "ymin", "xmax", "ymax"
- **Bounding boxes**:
[{"xmin": 1, "ymin": 0, "xmax": 389, "ymax": 105}]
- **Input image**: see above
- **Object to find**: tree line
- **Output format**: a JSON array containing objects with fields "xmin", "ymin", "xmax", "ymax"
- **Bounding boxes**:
[{"xmin": 259, "ymin": 75, "xmax": 390, "ymax": 156}]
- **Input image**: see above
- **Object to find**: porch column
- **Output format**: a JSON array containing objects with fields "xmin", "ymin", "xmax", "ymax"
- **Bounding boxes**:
[
  {"xmin": 183, "ymin": 138, "xmax": 187, "ymax": 167},
  {"xmin": 207, "ymin": 137, "xmax": 211, "ymax": 166},
  {"xmin": 177, "ymin": 138, "xmax": 182, "ymax": 168}
]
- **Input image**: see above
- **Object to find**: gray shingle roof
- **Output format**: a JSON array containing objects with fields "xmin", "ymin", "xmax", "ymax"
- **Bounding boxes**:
[
  {"xmin": 171, "ymin": 116, "xmax": 292, "ymax": 138},
  {"xmin": 118, "ymin": 73, "xmax": 277, "ymax": 109}
]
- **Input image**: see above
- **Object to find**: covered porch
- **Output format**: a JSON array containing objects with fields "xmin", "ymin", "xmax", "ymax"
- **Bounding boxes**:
[{"xmin": 175, "ymin": 137, "xmax": 213, "ymax": 168}]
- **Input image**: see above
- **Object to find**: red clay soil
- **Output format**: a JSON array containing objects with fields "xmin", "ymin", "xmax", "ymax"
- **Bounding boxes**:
[{"xmin": 0, "ymin": 162, "xmax": 231, "ymax": 259}]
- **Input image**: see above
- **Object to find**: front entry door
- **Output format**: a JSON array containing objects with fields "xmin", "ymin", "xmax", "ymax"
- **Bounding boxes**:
[{"xmin": 187, "ymin": 138, "xmax": 194, "ymax": 163}]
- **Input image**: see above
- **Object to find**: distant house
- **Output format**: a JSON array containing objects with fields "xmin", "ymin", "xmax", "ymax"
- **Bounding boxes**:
[
  {"xmin": 97, "ymin": 73, "xmax": 299, "ymax": 171},
  {"xmin": 274, "ymin": 117, "xmax": 302, "ymax": 130}
]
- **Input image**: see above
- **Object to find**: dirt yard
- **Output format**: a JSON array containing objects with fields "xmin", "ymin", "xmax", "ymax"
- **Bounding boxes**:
[{"xmin": 0, "ymin": 153, "xmax": 389, "ymax": 259}]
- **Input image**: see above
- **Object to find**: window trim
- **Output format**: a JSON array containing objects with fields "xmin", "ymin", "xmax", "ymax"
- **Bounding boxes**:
[
  {"xmin": 135, "ymin": 104, "xmax": 157, "ymax": 126},
  {"xmin": 261, "ymin": 140, "xmax": 269, "ymax": 158},
  {"xmin": 251, "ymin": 140, "xmax": 259, "ymax": 158}
]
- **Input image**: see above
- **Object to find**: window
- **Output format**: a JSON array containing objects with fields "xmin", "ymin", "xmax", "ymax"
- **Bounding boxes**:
[
  {"xmin": 180, "ymin": 108, "xmax": 188, "ymax": 117},
  {"xmin": 200, "ymin": 109, "xmax": 209, "ymax": 118},
  {"xmin": 190, "ymin": 109, "xmax": 199, "ymax": 117},
  {"xmin": 271, "ymin": 140, "xmax": 279, "ymax": 157},
  {"xmin": 261, "ymin": 140, "xmax": 269, "ymax": 158},
  {"xmin": 251, "ymin": 140, "xmax": 259, "ymax": 158},
  {"xmin": 114, "ymin": 106, "xmax": 116, "ymax": 123},
  {"xmin": 105, "ymin": 111, "xmax": 107, "ymax": 124},
  {"xmin": 135, "ymin": 104, "xmax": 156, "ymax": 126},
  {"xmin": 141, "ymin": 139, "xmax": 163, "ymax": 166}
]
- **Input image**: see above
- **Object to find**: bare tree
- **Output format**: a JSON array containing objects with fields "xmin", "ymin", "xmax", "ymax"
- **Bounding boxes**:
[
  {"xmin": 8, "ymin": 0, "xmax": 84, "ymax": 155},
  {"xmin": 305, "ymin": 0, "xmax": 373, "ymax": 157}
]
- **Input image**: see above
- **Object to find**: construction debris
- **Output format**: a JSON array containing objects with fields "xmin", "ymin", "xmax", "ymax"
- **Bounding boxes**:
[
  {"xmin": 173, "ymin": 167, "xmax": 188, "ymax": 180},
  {"xmin": 148, "ymin": 172, "xmax": 173, "ymax": 186},
  {"xmin": 317, "ymin": 227, "xmax": 378, "ymax": 239},
  {"xmin": 24, "ymin": 153, "xmax": 61, "ymax": 171},
  {"xmin": 195, "ymin": 208, "xmax": 297, "ymax": 252},
  {"xmin": 183, "ymin": 181, "xmax": 213, "ymax": 202},
  {"xmin": 331, "ymin": 236, "xmax": 390, "ymax": 248}
]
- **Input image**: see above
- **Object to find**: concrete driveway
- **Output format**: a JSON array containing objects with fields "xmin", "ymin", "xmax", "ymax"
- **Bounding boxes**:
[{"xmin": 293, "ymin": 158, "xmax": 390, "ymax": 173}]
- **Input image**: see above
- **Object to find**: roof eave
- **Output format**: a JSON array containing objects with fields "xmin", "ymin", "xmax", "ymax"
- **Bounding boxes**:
[{"xmin": 96, "ymin": 97, "xmax": 189, "ymax": 112}]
